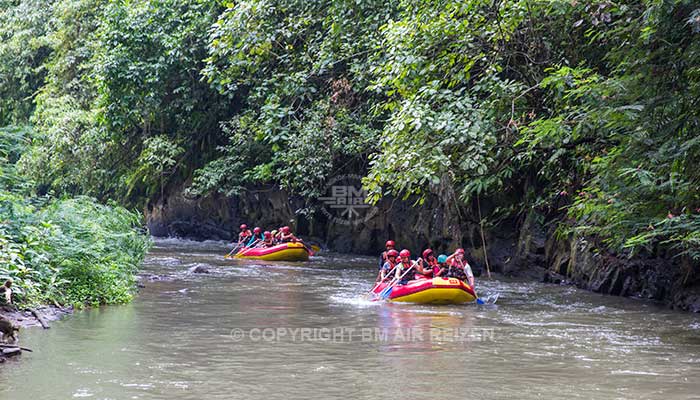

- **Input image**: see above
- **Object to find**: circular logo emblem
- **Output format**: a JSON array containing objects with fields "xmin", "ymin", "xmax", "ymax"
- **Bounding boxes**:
[{"xmin": 318, "ymin": 174, "xmax": 379, "ymax": 226}]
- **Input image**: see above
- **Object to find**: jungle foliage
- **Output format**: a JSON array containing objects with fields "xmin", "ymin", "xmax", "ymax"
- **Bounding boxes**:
[
  {"xmin": 2, "ymin": 0, "xmax": 700, "ymax": 266},
  {"xmin": 0, "ymin": 126, "xmax": 150, "ymax": 307}
]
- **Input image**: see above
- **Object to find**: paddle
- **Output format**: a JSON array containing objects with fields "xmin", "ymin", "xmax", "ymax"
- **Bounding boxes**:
[
  {"xmin": 379, "ymin": 259, "xmax": 421, "ymax": 300},
  {"xmin": 366, "ymin": 263, "xmax": 399, "ymax": 298},
  {"xmin": 237, "ymin": 239, "xmax": 262, "ymax": 256},
  {"xmin": 476, "ymin": 293, "xmax": 499, "ymax": 305},
  {"xmin": 224, "ymin": 241, "xmax": 245, "ymax": 258},
  {"xmin": 446, "ymin": 258, "xmax": 495, "ymax": 304},
  {"xmin": 297, "ymin": 240, "xmax": 315, "ymax": 256},
  {"xmin": 305, "ymin": 245, "xmax": 315, "ymax": 256}
]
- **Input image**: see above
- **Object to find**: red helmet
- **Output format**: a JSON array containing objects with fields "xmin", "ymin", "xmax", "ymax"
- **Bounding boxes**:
[
  {"xmin": 281, "ymin": 226, "xmax": 290, "ymax": 233},
  {"xmin": 263, "ymin": 231, "xmax": 271, "ymax": 238},
  {"xmin": 240, "ymin": 224, "xmax": 248, "ymax": 230},
  {"xmin": 422, "ymin": 249, "xmax": 433, "ymax": 259},
  {"xmin": 455, "ymin": 248, "xmax": 465, "ymax": 255},
  {"xmin": 385, "ymin": 240, "xmax": 395, "ymax": 248},
  {"xmin": 399, "ymin": 249, "xmax": 411, "ymax": 259},
  {"xmin": 386, "ymin": 249, "xmax": 399, "ymax": 257},
  {"xmin": 253, "ymin": 227, "xmax": 261, "ymax": 234}
]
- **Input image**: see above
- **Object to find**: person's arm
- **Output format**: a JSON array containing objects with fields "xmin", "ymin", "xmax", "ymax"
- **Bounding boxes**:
[
  {"xmin": 464, "ymin": 263, "xmax": 474, "ymax": 287},
  {"xmin": 395, "ymin": 263, "xmax": 403, "ymax": 280},
  {"xmin": 415, "ymin": 259, "xmax": 427, "ymax": 275},
  {"xmin": 420, "ymin": 261, "xmax": 431, "ymax": 275}
]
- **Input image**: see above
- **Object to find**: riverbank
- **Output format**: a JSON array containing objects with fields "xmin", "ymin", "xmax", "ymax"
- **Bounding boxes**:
[
  {"xmin": 0, "ymin": 305, "xmax": 72, "ymax": 362},
  {"xmin": 0, "ymin": 305, "xmax": 73, "ymax": 330}
]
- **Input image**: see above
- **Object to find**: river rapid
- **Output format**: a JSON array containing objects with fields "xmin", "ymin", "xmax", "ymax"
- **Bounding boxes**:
[{"xmin": 1, "ymin": 238, "xmax": 699, "ymax": 399}]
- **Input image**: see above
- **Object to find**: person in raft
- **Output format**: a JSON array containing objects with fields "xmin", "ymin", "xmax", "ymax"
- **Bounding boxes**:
[
  {"xmin": 279, "ymin": 226, "xmax": 299, "ymax": 242},
  {"xmin": 446, "ymin": 248, "xmax": 475, "ymax": 287},
  {"xmin": 395, "ymin": 249, "xmax": 417, "ymax": 285},
  {"xmin": 262, "ymin": 231, "xmax": 275, "ymax": 247},
  {"xmin": 238, "ymin": 224, "xmax": 252, "ymax": 246},
  {"xmin": 435, "ymin": 254, "xmax": 450, "ymax": 277},
  {"xmin": 274, "ymin": 226, "xmax": 287, "ymax": 242},
  {"xmin": 378, "ymin": 240, "xmax": 396, "ymax": 270},
  {"xmin": 416, "ymin": 248, "xmax": 439, "ymax": 278},
  {"xmin": 246, "ymin": 227, "xmax": 264, "ymax": 246},
  {"xmin": 379, "ymin": 249, "xmax": 399, "ymax": 282}
]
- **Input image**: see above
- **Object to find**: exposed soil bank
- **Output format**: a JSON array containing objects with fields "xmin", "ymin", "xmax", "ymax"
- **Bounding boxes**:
[
  {"xmin": 146, "ymin": 186, "xmax": 700, "ymax": 312},
  {"xmin": 0, "ymin": 305, "xmax": 73, "ymax": 329},
  {"xmin": 0, "ymin": 305, "xmax": 72, "ymax": 362}
]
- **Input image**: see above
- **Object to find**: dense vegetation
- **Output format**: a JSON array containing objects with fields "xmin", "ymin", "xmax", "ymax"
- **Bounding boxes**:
[
  {"xmin": 1, "ymin": 0, "xmax": 699, "ymax": 274},
  {"xmin": 0, "ymin": 126, "xmax": 150, "ymax": 307}
]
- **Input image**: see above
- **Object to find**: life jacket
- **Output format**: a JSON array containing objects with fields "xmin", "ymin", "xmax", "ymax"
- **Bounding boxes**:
[
  {"xmin": 397, "ymin": 261, "xmax": 415, "ymax": 283},
  {"xmin": 381, "ymin": 261, "xmax": 396, "ymax": 280},
  {"xmin": 246, "ymin": 233, "xmax": 264, "ymax": 247},
  {"xmin": 448, "ymin": 259, "xmax": 468, "ymax": 280},
  {"xmin": 239, "ymin": 230, "xmax": 252, "ymax": 242},
  {"xmin": 280, "ymin": 233, "xmax": 296, "ymax": 242},
  {"xmin": 418, "ymin": 258, "xmax": 438, "ymax": 279}
]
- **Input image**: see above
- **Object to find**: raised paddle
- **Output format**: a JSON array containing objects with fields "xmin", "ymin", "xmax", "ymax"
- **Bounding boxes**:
[
  {"xmin": 379, "ymin": 259, "xmax": 421, "ymax": 300},
  {"xmin": 366, "ymin": 263, "xmax": 399, "ymax": 298}
]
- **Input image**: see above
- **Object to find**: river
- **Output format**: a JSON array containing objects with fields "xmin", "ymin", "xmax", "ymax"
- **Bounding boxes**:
[{"xmin": 1, "ymin": 238, "xmax": 699, "ymax": 399}]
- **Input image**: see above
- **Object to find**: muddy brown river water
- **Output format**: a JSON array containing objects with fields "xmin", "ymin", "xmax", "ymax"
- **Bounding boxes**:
[{"xmin": 1, "ymin": 238, "xmax": 699, "ymax": 399}]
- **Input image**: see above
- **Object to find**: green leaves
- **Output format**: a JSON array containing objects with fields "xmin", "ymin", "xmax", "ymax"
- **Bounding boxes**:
[
  {"xmin": 3, "ymin": 0, "xmax": 700, "ymax": 270},
  {"xmin": 126, "ymin": 135, "xmax": 184, "ymax": 200},
  {"xmin": 198, "ymin": 0, "xmax": 391, "ymax": 198},
  {"xmin": 364, "ymin": 87, "xmax": 496, "ymax": 204},
  {"xmin": 0, "ymin": 128, "xmax": 150, "ymax": 306}
]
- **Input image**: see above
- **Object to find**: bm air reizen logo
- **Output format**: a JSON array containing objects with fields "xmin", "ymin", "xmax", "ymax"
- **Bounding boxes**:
[{"xmin": 318, "ymin": 174, "xmax": 379, "ymax": 225}]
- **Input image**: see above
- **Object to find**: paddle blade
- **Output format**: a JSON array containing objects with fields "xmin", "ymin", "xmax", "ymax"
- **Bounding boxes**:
[
  {"xmin": 476, "ymin": 293, "xmax": 499, "ymax": 305},
  {"xmin": 380, "ymin": 287, "xmax": 393, "ymax": 300}
]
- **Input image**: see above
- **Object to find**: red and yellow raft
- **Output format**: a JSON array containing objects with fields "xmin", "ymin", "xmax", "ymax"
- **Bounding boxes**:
[
  {"xmin": 373, "ymin": 277, "xmax": 476, "ymax": 304},
  {"xmin": 233, "ymin": 242, "xmax": 310, "ymax": 261}
]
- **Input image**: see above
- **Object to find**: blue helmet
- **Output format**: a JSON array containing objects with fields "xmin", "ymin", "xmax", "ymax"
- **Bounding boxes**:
[{"xmin": 437, "ymin": 254, "xmax": 448, "ymax": 263}]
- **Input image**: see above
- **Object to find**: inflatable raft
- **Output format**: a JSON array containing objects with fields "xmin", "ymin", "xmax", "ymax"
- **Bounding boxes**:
[
  {"xmin": 233, "ymin": 242, "xmax": 311, "ymax": 261},
  {"xmin": 373, "ymin": 277, "xmax": 476, "ymax": 304}
]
